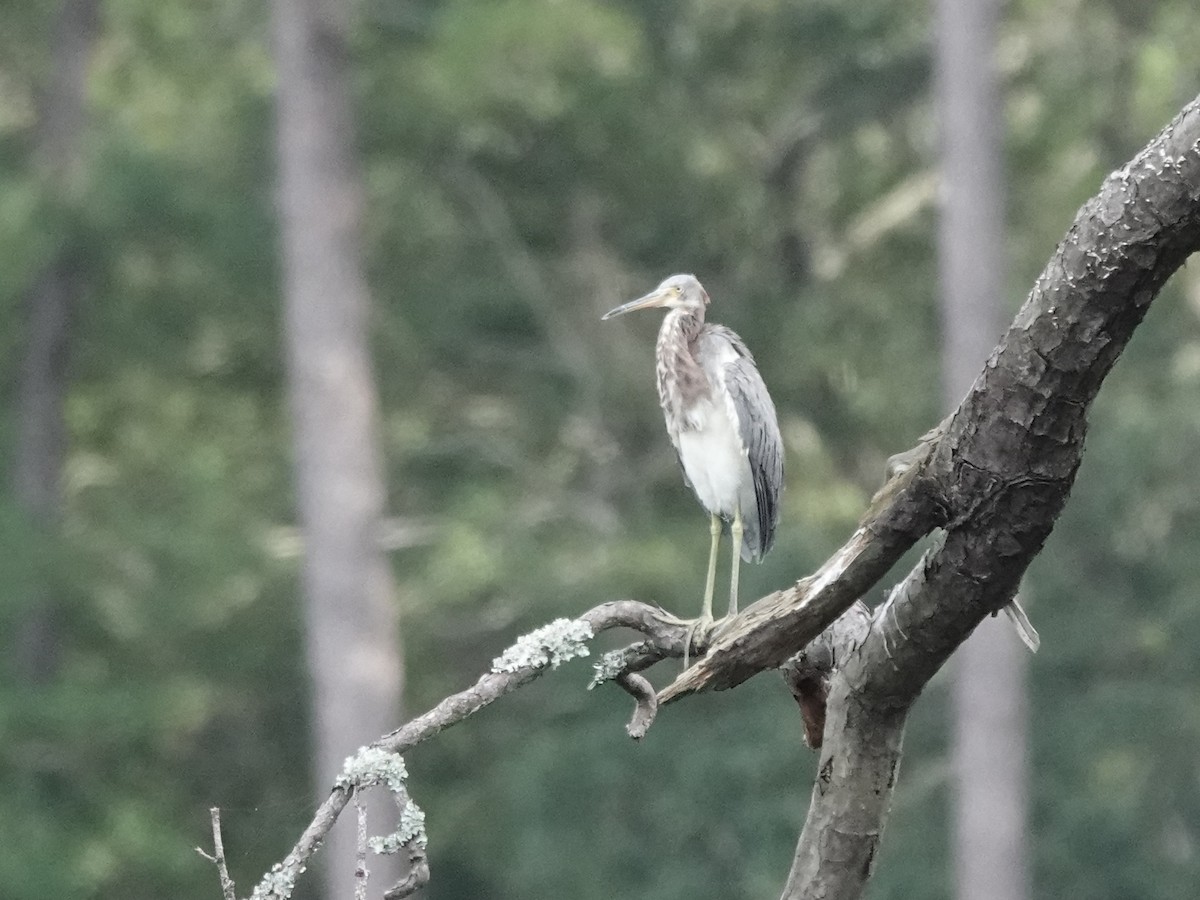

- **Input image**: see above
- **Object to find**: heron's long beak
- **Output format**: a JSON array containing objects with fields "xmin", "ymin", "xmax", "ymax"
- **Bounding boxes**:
[{"xmin": 601, "ymin": 289, "xmax": 670, "ymax": 320}]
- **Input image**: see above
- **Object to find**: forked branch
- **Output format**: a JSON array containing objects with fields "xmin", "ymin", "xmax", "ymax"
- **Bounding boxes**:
[
  {"xmin": 210, "ymin": 601, "xmax": 695, "ymax": 899},
  {"xmin": 215, "ymin": 96, "xmax": 1200, "ymax": 900},
  {"xmin": 661, "ymin": 93, "xmax": 1200, "ymax": 703}
]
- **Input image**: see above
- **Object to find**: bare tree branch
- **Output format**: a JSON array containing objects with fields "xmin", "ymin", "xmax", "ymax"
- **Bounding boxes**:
[
  {"xmin": 780, "ymin": 601, "xmax": 897, "ymax": 899},
  {"xmin": 661, "ymin": 94, "xmax": 1200, "ymax": 703},
  {"xmin": 383, "ymin": 853, "xmax": 430, "ymax": 900},
  {"xmin": 615, "ymin": 673, "xmax": 658, "ymax": 740},
  {"xmin": 354, "ymin": 798, "xmax": 369, "ymax": 900},
  {"xmin": 196, "ymin": 808, "xmax": 237, "ymax": 900},
  {"xmin": 224, "ymin": 96, "xmax": 1200, "ymax": 900},
  {"xmin": 780, "ymin": 602, "xmax": 873, "ymax": 750},
  {"xmin": 379, "ymin": 774, "xmax": 430, "ymax": 900},
  {"xmin": 233, "ymin": 601, "xmax": 692, "ymax": 900},
  {"xmin": 658, "ymin": 461, "xmax": 939, "ymax": 703},
  {"xmin": 772, "ymin": 95, "xmax": 1200, "ymax": 900}
]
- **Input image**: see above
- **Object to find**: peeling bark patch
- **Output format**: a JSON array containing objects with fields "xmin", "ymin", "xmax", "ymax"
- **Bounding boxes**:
[
  {"xmin": 860, "ymin": 838, "xmax": 878, "ymax": 880},
  {"xmin": 818, "ymin": 757, "xmax": 833, "ymax": 794}
]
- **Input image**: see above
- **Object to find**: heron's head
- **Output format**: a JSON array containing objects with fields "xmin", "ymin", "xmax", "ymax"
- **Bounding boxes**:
[{"xmin": 601, "ymin": 273, "xmax": 710, "ymax": 321}]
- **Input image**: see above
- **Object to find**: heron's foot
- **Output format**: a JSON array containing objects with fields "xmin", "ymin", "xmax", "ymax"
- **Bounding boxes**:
[
  {"xmin": 682, "ymin": 612, "xmax": 741, "ymax": 668},
  {"xmin": 682, "ymin": 613, "xmax": 716, "ymax": 669}
]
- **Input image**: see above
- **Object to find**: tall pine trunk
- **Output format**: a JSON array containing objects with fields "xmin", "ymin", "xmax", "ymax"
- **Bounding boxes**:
[
  {"xmin": 271, "ymin": 1, "xmax": 404, "ymax": 895},
  {"xmin": 12, "ymin": 0, "xmax": 100, "ymax": 683},
  {"xmin": 935, "ymin": 1, "xmax": 1032, "ymax": 899}
]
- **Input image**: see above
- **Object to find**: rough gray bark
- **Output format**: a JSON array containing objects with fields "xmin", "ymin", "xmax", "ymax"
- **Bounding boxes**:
[
  {"xmin": 781, "ymin": 602, "xmax": 906, "ymax": 900},
  {"xmin": 934, "ymin": 1, "xmax": 1032, "ymax": 898},
  {"xmin": 662, "ymin": 96, "xmax": 1200, "ymax": 703},
  {"xmin": 12, "ymin": 0, "xmax": 100, "ymax": 683},
  {"xmin": 270, "ymin": 0, "xmax": 404, "ymax": 896},
  {"xmin": 230, "ymin": 97, "xmax": 1200, "ymax": 900},
  {"xmin": 659, "ymin": 94, "xmax": 1200, "ymax": 897}
]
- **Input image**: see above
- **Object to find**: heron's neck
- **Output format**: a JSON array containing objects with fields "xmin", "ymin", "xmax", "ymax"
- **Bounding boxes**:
[{"xmin": 655, "ymin": 309, "xmax": 708, "ymax": 428}]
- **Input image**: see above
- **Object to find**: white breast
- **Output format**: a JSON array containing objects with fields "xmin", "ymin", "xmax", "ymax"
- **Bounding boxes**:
[{"xmin": 676, "ymin": 398, "xmax": 749, "ymax": 518}]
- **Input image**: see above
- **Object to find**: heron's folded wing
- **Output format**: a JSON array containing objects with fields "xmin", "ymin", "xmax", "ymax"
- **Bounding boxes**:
[{"xmin": 699, "ymin": 326, "xmax": 785, "ymax": 558}]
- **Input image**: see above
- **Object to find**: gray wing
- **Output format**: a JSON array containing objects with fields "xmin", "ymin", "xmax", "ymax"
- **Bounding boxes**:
[{"xmin": 698, "ymin": 325, "xmax": 784, "ymax": 561}]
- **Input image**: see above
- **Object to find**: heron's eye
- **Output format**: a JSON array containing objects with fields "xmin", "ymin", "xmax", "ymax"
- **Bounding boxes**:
[{"xmin": 673, "ymin": 286, "xmax": 682, "ymax": 296}]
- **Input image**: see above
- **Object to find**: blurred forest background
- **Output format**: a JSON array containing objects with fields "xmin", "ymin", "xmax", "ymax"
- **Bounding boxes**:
[{"xmin": 4, "ymin": 1, "xmax": 1200, "ymax": 899}]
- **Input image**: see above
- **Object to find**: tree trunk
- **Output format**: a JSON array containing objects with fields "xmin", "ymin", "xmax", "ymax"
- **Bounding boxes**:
[
  {"xmin": 270, "ymin": 0, "xmax": 404, "ymax": 896},
  {"xmin": 12, "ymin": 0, "xmax": 100, "ymax": 684},
  {"xmin": 935, "ymin": 1, "xmax": 1031, "ymax": 899}
]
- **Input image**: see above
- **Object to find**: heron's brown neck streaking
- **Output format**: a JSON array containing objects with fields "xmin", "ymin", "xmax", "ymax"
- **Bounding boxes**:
[
  {"xmin": 655, "ymin": 309, "xmax": 709, "ymax": 431},
  {"xmin": 600, "ymin": 273, "xmax": 784, "ymax": 641}
]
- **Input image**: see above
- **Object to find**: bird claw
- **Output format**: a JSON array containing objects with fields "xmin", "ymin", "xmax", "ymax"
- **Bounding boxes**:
[{"xmin": 682, "ymin": 614, "xmax": 719, "ymax": 668}]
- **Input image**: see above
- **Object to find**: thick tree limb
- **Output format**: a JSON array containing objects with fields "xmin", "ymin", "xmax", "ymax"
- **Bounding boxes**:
[
  {"xmin": 661, "ymin": 94, "xmax": 1200, "ymax": 703},
  {"xmin": 770, "ymin": 95, "xmax": 1200, "ymax": 900},
  {"xmin": 780, "ymin": 601, "xmax": 873, "ymax": 749},
  {"xmin": 225, "ymin": 97, "xmax": 1200, "ymax": 900},
  {"xmin": 658, "ymin": 461, "xmax": 940, "ymax": 703},
  {"xmin": 780, "ymin": 602, "xmax": 901, "ymax": 899}
]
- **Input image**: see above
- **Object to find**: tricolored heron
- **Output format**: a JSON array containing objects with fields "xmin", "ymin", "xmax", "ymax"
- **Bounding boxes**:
[{"xmin": 603, "ymin": 274, "xmax": 784, "ymax": 632}]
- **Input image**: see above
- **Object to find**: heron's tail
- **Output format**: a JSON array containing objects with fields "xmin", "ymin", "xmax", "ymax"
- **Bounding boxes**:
[
  {"xmin": 737, "ymin": 488, "xmax": 774, "ymax": 563},
  {"xmin": 738, "ymin": 518, "xmax": 766, "ymax": 563}
]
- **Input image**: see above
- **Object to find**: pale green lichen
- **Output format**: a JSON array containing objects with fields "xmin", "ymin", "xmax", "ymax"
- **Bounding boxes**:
[
  {"xmin": 588, "ymin": 648, "xmax": 628, "ymax": 689},
  {"xmin": 249, "ymin": 863, "xmax": 296, "ymax": 900},
  {"xmin": 336, "ymin": 746, "xmax": 408, "ymax": 793},
  {"xmin": 491, "ymin": 618, "xmax": 593, "ymax": 673},
  {"xmin": 370, "ymin": 801, "xmax": 428, "ymax": 854},
  {"xmin": 398, "ymin": 800, "xmax": 428, "ymax": 848},
  {"xmin": 369, "ymin": 833, "xmax": 402, "ymax": 855},
  {"xmin": 335, "ymin": 746, "xmax": 429, "ymax": 858}
]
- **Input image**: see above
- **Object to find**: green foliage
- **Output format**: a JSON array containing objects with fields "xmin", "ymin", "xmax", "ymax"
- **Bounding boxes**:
[{"xmin": 3, "ymin": 0, "xmax": 1200, "ymax": 898}]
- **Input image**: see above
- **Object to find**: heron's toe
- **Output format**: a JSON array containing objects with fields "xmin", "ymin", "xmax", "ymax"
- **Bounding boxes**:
[{"xmin": 683, "ymin": 613, "xmax": 718, "ymax": 668}]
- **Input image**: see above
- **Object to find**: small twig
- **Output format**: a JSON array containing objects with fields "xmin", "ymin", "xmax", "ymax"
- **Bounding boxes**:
[
  {"xmin": 616, "ymin": 672, "xmax": 658, "ymax": 739},
  {"xmin": 354, "ymin": 795, "xmax": 368, "ymax": 900},
  {"xmin": 381, "ymin": 782, "xmax": 432, "ymax": 899},
  {"xmin": 195, "ymin": 807, "xmax": 237, "ymax": 900},
  {"xmin": 384, "ymin": 851, "xmax": 430, "ymax": 900}
]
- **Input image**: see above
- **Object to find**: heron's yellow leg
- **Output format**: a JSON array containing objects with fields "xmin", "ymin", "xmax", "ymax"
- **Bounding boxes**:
[
  {"xmin": 729, "ymin": 506, "xmax": 744, "ymax": 616},
  {"xmin": 702, "ymin": 513, "xmax": 720, "ymax": 622},
  {"xmin": 685, "ymin": 514, "xmax": 722, "ymax": 669}
]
